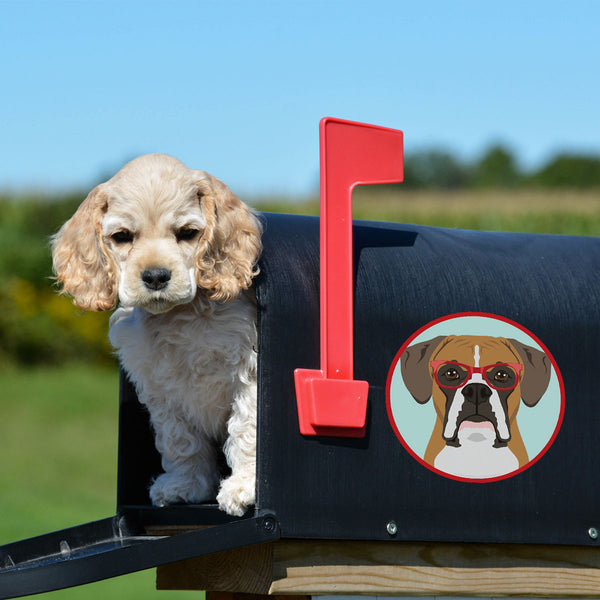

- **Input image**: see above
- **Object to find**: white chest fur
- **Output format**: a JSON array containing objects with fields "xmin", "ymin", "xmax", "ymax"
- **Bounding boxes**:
[{"xmin": 108, "ymin": 292, "xmax": 257, "ymax": 442}]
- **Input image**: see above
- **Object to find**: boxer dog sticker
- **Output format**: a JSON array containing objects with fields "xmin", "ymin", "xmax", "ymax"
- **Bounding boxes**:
[{"xmin": 386, "ymin": 313, "xmax": 564, "ymax": 482}]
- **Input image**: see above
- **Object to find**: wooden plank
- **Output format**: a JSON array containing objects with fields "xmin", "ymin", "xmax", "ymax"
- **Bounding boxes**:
[
  {"xmin": 157, "ymin": 543, "xmax": 274, "ymax": 593},
  {"xmin": 158, "ymin": 539, "xmax": 600, "ymax": 597}
]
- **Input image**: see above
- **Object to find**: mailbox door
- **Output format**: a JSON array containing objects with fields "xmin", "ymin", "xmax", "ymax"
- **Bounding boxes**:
[{"xmin": 0, "ymin": 512, "xmax": 279, "ymax": 599}]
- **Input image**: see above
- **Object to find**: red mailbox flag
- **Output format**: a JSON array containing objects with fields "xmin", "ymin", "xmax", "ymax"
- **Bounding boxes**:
[{"xmin": 294, "ymin": 117, "xmax": 404, "ymax": 436}]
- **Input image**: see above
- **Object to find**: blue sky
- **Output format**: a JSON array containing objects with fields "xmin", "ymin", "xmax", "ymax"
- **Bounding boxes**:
[{"xmin": 2, "ymin": 0, "xmax": 599, "ymax": 197}]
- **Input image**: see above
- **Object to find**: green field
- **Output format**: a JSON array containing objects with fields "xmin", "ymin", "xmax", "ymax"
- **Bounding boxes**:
[
  {"xmin": 1, "ymin": 188, "xmax": 598, "ymax": 598},
  {"xmin": 258, "ymin": 187, "xmax": 600, "ymax": 236}
]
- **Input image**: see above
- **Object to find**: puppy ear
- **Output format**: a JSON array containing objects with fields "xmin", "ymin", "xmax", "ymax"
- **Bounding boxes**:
[
  {"xmin": 400, "ymin": 335, "xmax": 447, "ymax": 404},
  {"xmin": 51, "ymin": 186, "xmax": 118, "ymax": 311},
  {"xmin": 508, "ymin": 339, "xmax": 551, "ymax": 407},
  {"xmin": 194, "ymin": 173, "xmax": 262, "ymax": 302}
]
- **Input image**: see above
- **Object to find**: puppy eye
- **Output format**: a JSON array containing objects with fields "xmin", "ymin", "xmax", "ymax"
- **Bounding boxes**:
[
  {"xmin": 111, "ymin": 230, "xmax": 134, "ymax": 244},
  {"xmin": 176, "ymin": 227, "xmax": 200, "ymax": 242}
]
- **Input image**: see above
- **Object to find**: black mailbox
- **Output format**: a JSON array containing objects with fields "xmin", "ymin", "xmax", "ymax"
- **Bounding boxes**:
[{"xmin": 1, "ymin": 118, "xmax": 600, "ymax": 598}]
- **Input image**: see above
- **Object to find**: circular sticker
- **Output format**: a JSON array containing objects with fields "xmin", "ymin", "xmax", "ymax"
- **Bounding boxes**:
[{"xmin": 386, "ymin": 313, "xmax": 564, "ymax": 482}]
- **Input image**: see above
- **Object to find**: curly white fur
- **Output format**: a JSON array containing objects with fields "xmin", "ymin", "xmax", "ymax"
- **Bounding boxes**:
[{"xmin": 51, "ymin": 154, "xmax": 262, "ymax": 516}]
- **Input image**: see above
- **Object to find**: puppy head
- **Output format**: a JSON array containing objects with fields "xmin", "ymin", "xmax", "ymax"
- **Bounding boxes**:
[
  {"xmin": 51, "ymin": 154, "xmax": 261, "ymax": 313},
  {"xmin": 401, "ymin": 335, "xmax": 551, "ymax": 446}
]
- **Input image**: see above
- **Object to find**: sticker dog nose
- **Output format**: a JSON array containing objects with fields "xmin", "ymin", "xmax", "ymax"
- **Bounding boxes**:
[
  {"xmin": 462, "ymin": 383, "xmax": 492, "ymax": 404},
  {"xmin": 141, "ymin": 268, "xmax": 171, "ymax": 290}
]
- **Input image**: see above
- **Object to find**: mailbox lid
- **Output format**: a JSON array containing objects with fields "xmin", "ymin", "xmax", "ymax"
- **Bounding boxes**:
[
  {"xmin": 0, "ymin": 511, "xmax": 279, "ymax": 599},
  {"xmin": 256, "ymin": 212, "xmax": 600, "ymax": 545}
]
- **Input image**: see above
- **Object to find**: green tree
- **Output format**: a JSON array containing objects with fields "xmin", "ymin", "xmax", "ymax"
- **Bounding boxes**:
[
  {"xmin": 403, "ymin": 150, "xmax": 469, "ymax": 189},
  {"xmin": 529, "ymin": 154, "xmax": 600, "ymax": 188},
  {"xmin": 471, "ymin": 145, "xmax": 521, "ymax": 188}
]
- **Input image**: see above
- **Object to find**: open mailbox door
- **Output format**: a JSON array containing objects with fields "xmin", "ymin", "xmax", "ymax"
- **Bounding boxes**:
[{"xmin": 0, "ymin": 512, "xmax": 279, "ymax": 599}]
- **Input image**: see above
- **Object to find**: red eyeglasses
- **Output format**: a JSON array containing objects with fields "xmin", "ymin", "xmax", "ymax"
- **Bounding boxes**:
[{"xmin": 430, "ymin": 360, "xmax": 523, "ymax": 391}]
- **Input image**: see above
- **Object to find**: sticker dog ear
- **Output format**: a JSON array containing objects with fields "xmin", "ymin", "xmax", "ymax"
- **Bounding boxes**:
[
  {"xmin": 400, "ymin": 335, "xmax": 447, "ymax": 404},
  {"xmin": 507, "ymin": 339, "xmax": 552, "ymax": 407}
]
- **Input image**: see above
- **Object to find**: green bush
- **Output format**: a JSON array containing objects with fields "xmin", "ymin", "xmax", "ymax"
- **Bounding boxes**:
[
  {"xmin": 0, "ymin": 278, "xmax": 114, "ymax": 367},
  {"xmin": 0, "ymin": 193, "xmax": 83, "ymax": 282},
  {"xmin": 0, "ymin": 193, "xmax": 114, "ymax": 367}
]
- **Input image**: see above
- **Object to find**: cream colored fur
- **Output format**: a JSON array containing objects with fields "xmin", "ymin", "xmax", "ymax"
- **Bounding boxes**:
[{"xmin": 51, "ymin": 154, "xmax": 262, "ymax": 516}]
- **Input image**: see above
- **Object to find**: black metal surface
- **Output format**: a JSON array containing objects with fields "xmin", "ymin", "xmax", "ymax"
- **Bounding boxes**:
[
  {"xmin": 117, "ymin": 374, "xmax": 163, "ymax": 507},
  {"xmin": 0, "ymin": 513, "xmax": 279, "ymax": 599},
  {"xmin": 121, "ymin": 504, "xmax": 246, "ymax": 529},
  {"xmin": 255, "ymin": 212, "xmax": 600, "ymax": 546}
]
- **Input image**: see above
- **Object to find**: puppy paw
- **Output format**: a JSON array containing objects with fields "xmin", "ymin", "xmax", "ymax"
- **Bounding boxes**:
[
  {"xmin": 150, "ymin": 472, "xmax": 215, "ymax": 506},
  {"xmin": 217, "ymin": 474, "xmax": 255, "ymax": 517}
]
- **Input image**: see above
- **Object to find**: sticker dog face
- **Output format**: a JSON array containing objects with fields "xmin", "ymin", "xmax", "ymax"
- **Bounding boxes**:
[{"xmin": 401, "ymin": 335, "xmax": 551, "ymax": 477}]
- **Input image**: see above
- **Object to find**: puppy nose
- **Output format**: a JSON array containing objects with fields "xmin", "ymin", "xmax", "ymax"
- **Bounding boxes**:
[
  {"xmin": 462, "ymin": 383, "xmax": 492, "ymax": 405},
  {"xmin": 141, "ymin": 268, "xmax": 171, "ymax": 290}
]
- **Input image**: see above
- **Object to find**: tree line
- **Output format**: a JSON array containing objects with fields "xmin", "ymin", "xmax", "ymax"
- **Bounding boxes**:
[{"xmin": 401, "ymin": 145, "xmax": 600, "ymax": 190}]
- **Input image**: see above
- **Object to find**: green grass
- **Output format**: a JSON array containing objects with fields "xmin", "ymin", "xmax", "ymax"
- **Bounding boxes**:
[{"xmin": 0, "ymin": 365, "xmax": 202, "ymax": 599}]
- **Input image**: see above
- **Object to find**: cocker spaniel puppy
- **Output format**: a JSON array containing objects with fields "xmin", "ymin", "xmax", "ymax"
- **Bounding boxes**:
[{"xmin": 51, "ymin": 154, "xmax": 262, "ymax": 516}]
